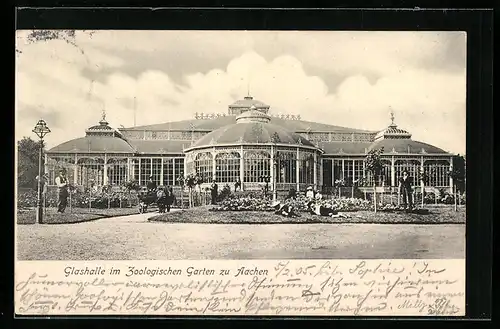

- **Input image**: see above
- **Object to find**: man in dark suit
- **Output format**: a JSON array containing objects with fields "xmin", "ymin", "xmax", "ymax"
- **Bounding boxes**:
[
  {"xmin": 399, "ymin": 170, "xmax": 413, "ymax": 212},
  {"xmin": 146, "ymin": 176, "xmax": 157, "ymax": 192}
]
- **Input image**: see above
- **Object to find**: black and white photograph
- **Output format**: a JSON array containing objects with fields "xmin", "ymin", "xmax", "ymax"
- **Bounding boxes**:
[{"xmin": 15, "ymin": 30, "xmax": 466, "ymax": 261}]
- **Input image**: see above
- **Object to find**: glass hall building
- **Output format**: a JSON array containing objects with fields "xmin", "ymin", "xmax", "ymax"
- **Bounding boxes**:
[{"xmin": 45, "ymin": 96, "xmax": 455, "ymax": 193}]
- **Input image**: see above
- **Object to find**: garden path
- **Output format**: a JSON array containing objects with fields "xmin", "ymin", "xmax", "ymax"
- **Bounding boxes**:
[{"xmin": 17, "ymin": 211, "xmax": 465, "ymax": 260}]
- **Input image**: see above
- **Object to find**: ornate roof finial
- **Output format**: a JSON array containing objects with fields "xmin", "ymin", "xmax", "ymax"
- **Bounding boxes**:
[
  {"xmin": 389, "ymin": 107, "xmax": 396, "ymax": 127},
  {"xmin": 99, "ymin": 107, "xmax": 108, "ymax": 125}
]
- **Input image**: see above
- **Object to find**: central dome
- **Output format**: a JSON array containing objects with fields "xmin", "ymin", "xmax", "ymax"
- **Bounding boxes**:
[
  {"xmin": 235, "ymin": 107, "xmax": 271, "ymax": 124},
  {"xmin": 228, "ymin": 96, "xmax": 270, "ymax": 115},
  {"xmin": 188, "ymin": 111, "xmax": 315, "ymax": 150}
]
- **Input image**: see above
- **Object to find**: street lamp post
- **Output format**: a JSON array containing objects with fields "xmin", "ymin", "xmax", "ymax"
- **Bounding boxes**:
[{"xmin": 32, "ymin": 119, "xmax": 51, "ymax": 224}]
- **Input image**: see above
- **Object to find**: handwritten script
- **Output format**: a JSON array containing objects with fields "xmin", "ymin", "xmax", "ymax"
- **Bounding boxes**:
[{"xmin": 15, "ymin": 259, "xmax": 464, "ymax": 316}]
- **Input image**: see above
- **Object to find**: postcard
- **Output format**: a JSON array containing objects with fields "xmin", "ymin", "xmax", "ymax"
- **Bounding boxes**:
[{"xmin": 15, "ymin": 29, "xmax": 466, "ymax": 317}]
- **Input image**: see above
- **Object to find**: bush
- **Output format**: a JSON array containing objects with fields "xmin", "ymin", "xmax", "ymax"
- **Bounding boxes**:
[
  {"xmin": 17, "ymin": 188, "xmax": 137, "ymax": 209},
  {"xmin": 17, "ymin": 189, "xmax": 38, "ymax": 208},
  {"xmin": 217, "ymin": 184, "xmax": 232, "ymax": 202}
]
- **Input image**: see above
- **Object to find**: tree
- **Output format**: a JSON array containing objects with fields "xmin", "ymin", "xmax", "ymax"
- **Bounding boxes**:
[
  {"xmin": 18, "ymin": 137, "xmax": 44, "ymax": 189},
  {"xmin": 417, "ymin": 168, "xmax": 430, "ymax": 207},
  {"xmin": 334, "ymin": 178, "xmax": 345, "ymax": 198},
  {"xmin": 184, "ymin": 173, "xmax": 203, "ymax": 208},
  {"xmin": 176, "ymin": 175, "xmax": 185, "ymax": 209},
  {"xmin": 17, "ymin": 30, "xmax": 95, "ymax": 55},
  {"xmin": 364, "ymin": 147, "xmax": 385, "ymax": 213},
  {"xmin": 449, "ymin": 154, "xmax": 466, "ymax": 211},
  {"xmin": 123, "ymin": 179, "xmax": 140, "ymax": 208}
]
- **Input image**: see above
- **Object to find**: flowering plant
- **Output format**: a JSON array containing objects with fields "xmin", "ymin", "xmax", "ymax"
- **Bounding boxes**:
[
  {"xmin": 184, "ymin": 173, "xmax": 204, "ymax": 189},
  {"xmin": 334, "ymin": 179, "xmax": 345, "ymax": 187},
  {"xmin": 210, "ymin": 196, "xmax": 274, "ymax": 212}
]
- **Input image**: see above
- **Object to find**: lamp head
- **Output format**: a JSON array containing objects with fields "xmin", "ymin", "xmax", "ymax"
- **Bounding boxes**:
[{"xmin": 32, "ymin": 119, "xmax": 51, "ymax": 139}]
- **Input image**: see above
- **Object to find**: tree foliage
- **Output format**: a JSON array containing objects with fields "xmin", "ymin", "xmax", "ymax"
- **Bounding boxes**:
[
  {"xmin": 17, "ymin": 137, "xmax": 44, "ymax": 189},
  {"xmin": 364, "ymin": 147, "xmax": 385, "ymax": 183},
  {"xmin": 449, "ymin": 154, "xmax": 466, "ymax": 193},
  {"xmin": 16, "ymin": 29, "xmax": 95, "ymax": 55},
  {"xmin": 364, "ymin": 147, "xmax": 385, "ymax": 212}
]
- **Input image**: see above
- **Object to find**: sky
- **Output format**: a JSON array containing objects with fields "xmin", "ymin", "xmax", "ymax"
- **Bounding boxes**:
[{"xmin": 15, "ymin": 30, "xmax": 466, "ymax": 154}]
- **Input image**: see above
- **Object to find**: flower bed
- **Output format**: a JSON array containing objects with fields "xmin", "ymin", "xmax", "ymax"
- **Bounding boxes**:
[
  {"xmin": 17, "ymin": 188, "xmax": 138, "ymax": 209},
  {"xmin": 149, "ymin": 205, "xmax": 465, "ymax": 224},
  {"xmin": 210, "ymin": 193, "xmax": 375, "ymax": 213},
  {"xmin": 210, "ymin": 196, "xmax": 274, "ymax": 212}
]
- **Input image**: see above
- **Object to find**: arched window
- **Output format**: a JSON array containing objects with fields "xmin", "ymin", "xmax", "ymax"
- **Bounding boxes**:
[
  {"xmin": 424, "ymin": 160, "xmax": 450, "ymax": 187},
  {"xmin": 244, "ymin": 150, "xmax": 271, "ymax": 183},
  {"xmin": 77, "ymin": 157, "xmax": 105, "ymax": 187},
  {"xmin": 195, "ymin": 152, "xmax": 213, "ymax": 182},
  {"xmin": 215, "ymin": 152, "xmax": 241, "ymax": 183},
  {"xmin": 276, "ymin": 151, "xmax": 297, "ymax": 183},
  {"xmin": 46, "ymin": 156, "xmax": 76, "ymax": 185}
]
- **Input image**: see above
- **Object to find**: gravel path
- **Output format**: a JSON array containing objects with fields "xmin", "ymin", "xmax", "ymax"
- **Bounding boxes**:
[{"xmin": 16, "ymin": 211, "xmax": 465, "ymax": 260}]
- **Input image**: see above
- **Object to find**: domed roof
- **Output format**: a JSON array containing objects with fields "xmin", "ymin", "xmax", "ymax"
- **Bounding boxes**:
[
  {"xmin": 374, "ymin": 123, "xmax": 412, "ymax": 141},
  {"xmin": 229, "ymin": 96, "xmax": 269, "ymax": 109},
  {"xmin": 374, "ymin": 111, "xmax": 412, "ymax": 141},
  {"xmin": 49, "ymin": 114, "xmax": 134, "ymax": 154},
  {"xmin": 48, "ymin": 136, "xmax": 135, "ymax": 154},
  {"xmin": 188, "ymin": 122, "xmax": 315, "ymax": 150},
  {"xmin": 87, "ymin": 120, "xmax": 114, "ymax": 131},
  {"xmin": 85, "ymin": 114, "xmax": 121, "ymax": 137},
  {"xmin": 368, "ymin": 139, "xmax": 448, "ymax": 154}
]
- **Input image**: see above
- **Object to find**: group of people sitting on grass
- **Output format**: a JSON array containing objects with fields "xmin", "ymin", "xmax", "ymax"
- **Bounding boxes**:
[{"xmin": 271, "ymin": 185, "xmax": 350, "ymax": 219}]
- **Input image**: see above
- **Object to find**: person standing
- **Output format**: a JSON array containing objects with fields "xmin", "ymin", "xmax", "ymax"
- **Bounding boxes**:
[
  {"xmin": 210, "ymin": 180, "xmax": 218, "ymax": 205},
  {"xmin": 306, "ymin": 186, "xmax": 314, "ymax": 200},
  {"xmin": 235, "ymin": 178, "xmax": 242, "ymax": 192},
  {"xmin": 147, "ymin": 176, "xmax": 157, "ymax": 192},
  {"xmin": 166, "ymin": 186, "xmax": 176, "ymax": 212},
  {"xmin": 399, "ymin": 170, "xmax": 413, "ymax": 213},
  {"xmin": 55, "ymin": 168, "xmax": 69, "ymax": 213}
]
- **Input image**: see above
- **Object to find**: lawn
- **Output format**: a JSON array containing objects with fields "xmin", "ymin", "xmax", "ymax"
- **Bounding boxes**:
[
  {"xmin": 16, "ymin": 207, "xmax": 144, "ymax": 225},
  {"xmin": 149, "ymin": 205, "xmax": 466, "ymax": 225}
]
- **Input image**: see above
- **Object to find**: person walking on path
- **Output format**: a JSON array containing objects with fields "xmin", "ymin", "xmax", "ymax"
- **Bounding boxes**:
[{"xmin": 55, "ymin": 168, "xmax": 69, "ymax": 213}]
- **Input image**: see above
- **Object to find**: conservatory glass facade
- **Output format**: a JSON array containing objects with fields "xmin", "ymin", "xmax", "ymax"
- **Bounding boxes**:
[{"xmin": 45, "ymin": 95, "xmax": 456, "ymax": 193}]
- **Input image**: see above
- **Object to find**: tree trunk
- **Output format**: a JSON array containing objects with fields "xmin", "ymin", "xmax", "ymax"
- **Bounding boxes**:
[
  {"xmin": 373, "ymin": 183, "xmax": 377, "ymax": 213},
  {"xmin": 351, "ymin": 186, "xmax": 354, "ymax": 198},
  {"xmin": 454, "ymin": 184, "xmax": 457, "ymax": 212},
  {"xmin": 421, "ymin": 182, "xmax": 425, "ymax": 207},
  {"xmin": 180, "ymin": 187, "xmax": 184, "ymax": 209}
]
